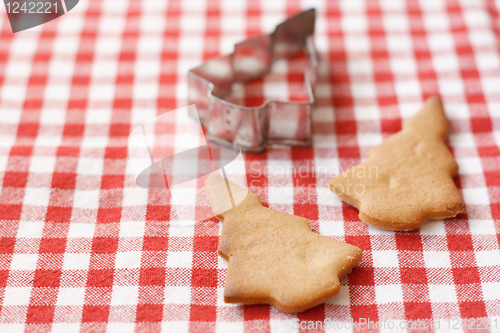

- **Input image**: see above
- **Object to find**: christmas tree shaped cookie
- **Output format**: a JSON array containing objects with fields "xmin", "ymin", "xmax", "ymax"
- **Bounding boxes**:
[
  {"xmin": 205, "ymin": 174, "xmax": 362, "ymax": 313},
  {"xmin": 330, "ymin": 97, "xmax": 465, "ymax": 231}
]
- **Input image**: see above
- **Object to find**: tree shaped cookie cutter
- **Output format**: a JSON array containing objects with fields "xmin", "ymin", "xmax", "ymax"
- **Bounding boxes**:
[{"xmin": 188, "ymin": 8, "xmax": 318, "ymax": 152}]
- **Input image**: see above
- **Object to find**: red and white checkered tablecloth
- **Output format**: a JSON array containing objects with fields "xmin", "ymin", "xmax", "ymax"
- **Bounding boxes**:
[{"xmin": 0, "ymin": 0, "xmax": 500, "ymax": 332}]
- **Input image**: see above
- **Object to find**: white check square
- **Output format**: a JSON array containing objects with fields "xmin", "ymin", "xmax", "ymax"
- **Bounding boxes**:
[
  {"xmin": 372, "ymin": 250, "xmax": 399, "ymax": 267},
  {"xmin": 423, "ymin": 251, "xmax": 451, "ymax": 268},
  {"xmin": 462, "ymin": 188, "xmax": 490, "ymax": 205},
  {"xmin": 475, "ymin": 251, "xmax": 500, "ymax": 267},
  {"xmin": 166, "ymin": 252, "xmax": 192, "ymax": 268},
  {"xmin": 351, "ymin": 82, "xmax": 377, "ymax": 99},
  {"xmin": 139, "ymin": 15, "xmax": 166, "ymax": 33},
  {"xmin": 433, "ymin": 55, "xmax": 459, "ymax": 72},
  {"xmin": 463, "ymin": 9, "xmax": 491, "ymax": 28},
  {"xmin": 164, "ymin": 286, "xmax": 191, "ymax": 304},
  {"xmin": 115, "ymin": 251, "xmax": 142, "ymax": 269},
  {"xmin": 40, "ymin": 109, "xmax": 66, "ymax": 125},
  {"xmin": 88, "ymin": 84, "xmax": 115, "ymax": 101},
  {"xmin": 420, "ymin": 220, "xmax": 446, "ymax": 236},
  {"xmin": 178, "ymin": 36, "xmax": 204, "ymax": 54},
  {"xmin": 10, "ymin": 254, "xmax": 38, "ymax": 270},
  {"xmin": 319, "ymin": 220, "xmax": 345, "ymax": 237},
  {"xmin": 105, "ymin": 323, "xmax": 134, "ymax": 333},
  {"xmin": 57, "ymin": 13, "xmax": 85, "ymax": 33},
  {"xmin": 423, "ymin": 13, "xmax": 450, "ymax": 31},
  {"xmin": 110, "ymin": 286, "xmax": 139, "ymax": 305},
  {"xmin": 91, "ymin": 60, "xmax": 118, "ymax": 79},
  {"xmin": 16, "ymin": 221, "xmax": 44, "ymax": 238},
  {"xmin": 67, "ymin": 222, "xmax": 95, "ymax": 238},
  {"xmin": 133, "ymin": 83, "xmax": 158, "ymax": 100},
  {"xmin": 390, "ymin": 57, "xmax": 417, "ymax": 75},
  {"xmin": 427, "ymin": 32, "xmax": 454, "ymax": 52},
  {"xmin": 315, "ymin": 83, "xmax": 332, "ymax": 99},
  {"xmin": 469, "ymin": 30, "xmax": 496, "ymax": 48},
  {"xmin": 316, "ymin": 185, "xmax": 340, "ymax": 207},
  {"xmin": 469, "ymin": 220, "xmax": 496, "ymax": 235},
  {"xmin": 217, "ymin": 322, "xmax": 245, "ymax": 333},
  {"xmin": 0, "ymin": 108, "xmax": 22, "ymax": 124},
  {"xmin": 379, "ymin": 0, "xmax": 405, "ymax": 11},
  {"xmin": 53, "ymin": 36, "xmax": 80, "ymax": 55},
  {"xmin": 312, "ymin": 107, "xmax": 334, "ymax": 122},
  {"xmin": 95, "ymin": 37, "xmax": 121, "ymax": 55},
  {"xmin": 437, "ymin": 78, "xmax": 464, "ymax": 96},
  {"xmin": 180, "ymin": 14, "xmax": 206, "ymax": 33},
  {"xmin": 23, "ymin": 188, "xmax": 51, "ymax": 207},
  {"xmin": 474, "ymin": 53, "xmax": 500, "ymax": 71},
  {"xmin": 394, "ymin": 80, "xmax": 421, "ymax": 97},
  {"xmin": 399, "ymin": 102, "xmax": 423, "ymax": 118},
  {"xmin": 63, "ymin": 253, "xmax": 91, "ymax": 270},
  {"xmin": 481, "ymin": 77, "xmax": 500, "ymax": 94},
  {"xmin": 29, "ymin": 156, "xmax": 56, "ymax": 173},
  {"xmin": 44, "ymin": 84, "xmax": 71, "ymax": 102},
  {"xmin": 134, "ymin": 59, "xmax": 161, "ymax": 77},
  {"xmin": 1, "ymin": 85, "xmax": 26, "ymax": 101},
  {"xmin": 354, "ymin": 104, "xmax": 380, "ymax": 120},
  {"xmin": 119, "ymin": 221, "xmax": 145, "ymax": 238},
  {"xmin": 481, "ymin": 282, "xmax": 500, "ymax": 300},
  {"xmin": 162, "ymin": 322, "xmax": 189, "ymax": 333},
  {"xmin": 268, "ymin": 186, "xmax": 294, "ymax": 205},
  {"xmin": 428, "ymin": 284, "xmax": 457, "ymax": 303},
  {"xmin": 35, "ymin": 135, "xmax": 62, "ymax": 147},
  {"xmin": 137, "ymin": 36, "xmax": 163, "ymax": 54},
  {"xmin": 169, "ymin": 222, "xmax": 195, "ymax": 237},
  {"xmin": 345, "ymin": 35, "xmax": 371, "ymax": 53},
  {"xmin": 341, "ymin": 14, "xmax": 368, "ymax": 33},
  {"xmin": 455, "ymin": 157, "xmax": 483, "ymax": 175},
  {"xmin": 56, "ymin": 287, "xmax": 86, "ymax": 305},
  {"xmin": 0, "ymin": 156, "xmax": 8, "ymax": 172},
  {"xmin": 122, "ymin": 187, "xmax": 149, "ymax": 207},
  {"xmin": 347, "ymin": 58, "xmax": 373, "ymax": 75},
  {"xmin": 170, "ymin": 187, "xmax": 197, "ymax": 207},
  {"xmin": 450, "ymin": 134, "xmax": 476, "ymax": 148},
  {"xmin": 51, "ymin": 323, "xmax": 81, "ymax": 333},
  {"xmin": 98, "ymin": 16, "xmax": 126, "ymax": 33},
  {"xmin": 375, "ymin": 284, "xmax": 403, "ymax": 304},
  {"xmin": 3, "ymin": 287, "xmax": 32, "ymax": 305},
  {"xmin": 86, "ymin": 109, "xmax": 112, "ymax": 124},
  {"xmin": 382, "ymin": 13, "xmax": 409, "ymax": 31},
  {"xmin": 443, "ymin": 103, "xmax": 469, "ymax": 119},
  {"xmin": 11, "ymin": 34, "xmax": 37, "ymax": 55},
  {"xmin": 357, "ymin": 133, "xmax": 383, "ymax": 147},
  {"xmin": 386, "ymin": 35, "xmax": 412, "ymax": 53},
  {"xmin": 77, "ymin": 158, "xmax": 104, "ymax": 176},
  {"xmin": 73, "ymin": 190, "xmax": 101, "ymax": 209},
  {"xmin": 327, "ymin": 285, "xmax": 351, "ymax": 306}
]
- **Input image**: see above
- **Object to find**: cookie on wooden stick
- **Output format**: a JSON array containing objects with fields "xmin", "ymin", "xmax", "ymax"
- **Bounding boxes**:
[
  {"xmin": 205, "ymin": 174, "xmax": 362, "ymax": 313},
  {"xmin": 330, "ymin": 96, "xmax": 465, "ymax": 231}
]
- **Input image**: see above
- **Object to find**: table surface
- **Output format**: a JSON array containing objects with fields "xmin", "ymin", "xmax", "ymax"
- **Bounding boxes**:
[{"xmin": 0, "ymin": 0, "xmax": 499, "ymax": 332}]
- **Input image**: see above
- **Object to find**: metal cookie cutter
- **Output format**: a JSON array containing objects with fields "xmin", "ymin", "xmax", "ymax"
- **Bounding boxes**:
[{"xmin": 188, "ymin": 8, "xmax": 318, "ymax": 152}]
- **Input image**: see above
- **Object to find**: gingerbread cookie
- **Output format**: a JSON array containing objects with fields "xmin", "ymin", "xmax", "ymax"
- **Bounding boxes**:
[
  {"xmin": 329, "ymin": 96, "xmax": 465, "ymax": 231},
  {"xmin": 205, "ymin": 174, "xmax": 362, "ymax": 313}
]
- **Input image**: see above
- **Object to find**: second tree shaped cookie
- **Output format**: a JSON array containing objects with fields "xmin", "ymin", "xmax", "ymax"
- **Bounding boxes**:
[
  {"xmin": 330, "ymin": 97, "xmax": 465, "ymax": 231},
  {"xmin": 205, "ymin": 174, "xmax": 362, "ymax": 313}
]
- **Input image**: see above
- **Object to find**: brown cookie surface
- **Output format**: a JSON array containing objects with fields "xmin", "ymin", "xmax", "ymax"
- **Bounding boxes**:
[
  {"xmin": 329, "ymin": 96, "xmax": 465, "ymax": 231},
  {"xmin": 205, "ymin": 174, "xmax": 362, "ymax": 313}
]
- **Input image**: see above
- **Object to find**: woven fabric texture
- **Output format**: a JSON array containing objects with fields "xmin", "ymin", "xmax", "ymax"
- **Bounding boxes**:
[{"xmin": 0, "ymin": 0, "xmax": 499, "ymax": 332}]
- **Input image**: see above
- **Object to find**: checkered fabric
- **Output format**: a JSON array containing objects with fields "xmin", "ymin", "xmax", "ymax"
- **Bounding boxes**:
[{"xmin": 0, "ymin": 0, "xmax": 499, "ymax": 332}]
